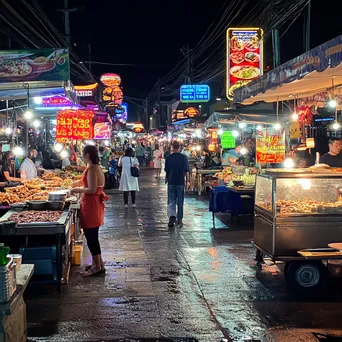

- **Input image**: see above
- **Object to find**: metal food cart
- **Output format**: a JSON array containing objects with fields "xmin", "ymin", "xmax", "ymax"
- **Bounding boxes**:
[
  {"xmin": 254, "ymin": 169, "xmax": 342, "ymax": 291},
  {"xmin": 0, "ymin": 205, "xmax": 80, "ymax": 291}
]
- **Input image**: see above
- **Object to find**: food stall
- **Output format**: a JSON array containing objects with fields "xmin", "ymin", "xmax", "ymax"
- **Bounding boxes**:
[
  {"xmin": 0, "ymin": 173, "xmax": 82, "ymax": 291},
  {"xmin": 209, "ymin": 166, "xmax": 258, "ymax": 226},
  {"xmin": 254, "ymin": 168, "xmax": 342, "ymax": 291}
]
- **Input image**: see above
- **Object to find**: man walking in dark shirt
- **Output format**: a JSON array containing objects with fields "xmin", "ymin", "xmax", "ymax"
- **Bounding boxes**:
[{"xmin": 165, "ymin": 140, "xmax": 190, "ymax": 227}]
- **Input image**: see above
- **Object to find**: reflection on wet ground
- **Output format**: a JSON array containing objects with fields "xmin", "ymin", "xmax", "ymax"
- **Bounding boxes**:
[{"xmin": 26, "ymin": 170, "xmax": 342, "ymax": 341}]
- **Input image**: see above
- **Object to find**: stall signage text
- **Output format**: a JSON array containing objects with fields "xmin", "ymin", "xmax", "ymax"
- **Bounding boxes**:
[
  {"xmin": 226, "ymin": 28, "xmax": 263, "ymax": 100},
  {"xmin": 180, "ymin": 84, "xmax": 210, "ymax": 103},
  {"xmin": 76, "ymin": 90, "xmax": 93, "ymax": 97},
  {"xmin": 221, "ymin": 131, "xmax": 236, "ymax": 149},
  {"xmin": 42, "ymin": 96, "xmax": 72, "ymax": 106},
  {"xmin": 94, "ymin": 122, "xmax": 111, "ymax": 139},
  {"xmin": 256, "ymin": 128, "xmax": 285, "ymax": 163},
  {"xmin": 56, "ymin": 109, "xmax": 94, "ymax": 141}
]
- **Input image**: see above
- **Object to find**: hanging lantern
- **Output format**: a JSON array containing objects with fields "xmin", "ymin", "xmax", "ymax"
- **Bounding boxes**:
[{"xmin": 296, "ymin": 106, "xmax": 313, "ymax": 125}]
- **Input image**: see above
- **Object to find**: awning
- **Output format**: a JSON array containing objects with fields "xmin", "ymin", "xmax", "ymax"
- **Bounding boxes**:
[
  {"xmin": 234, "ymin": 35, "xmax": 342, "ymax": 105},
  {"xmin": 203, "ymin": 103, "xmax": 290, "ymax": 128}
]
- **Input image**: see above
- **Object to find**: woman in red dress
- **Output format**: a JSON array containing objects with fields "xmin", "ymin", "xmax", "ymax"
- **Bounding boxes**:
[{"xmin": 71, "ymin": 145, "xmax": 108, "ymax": 276}]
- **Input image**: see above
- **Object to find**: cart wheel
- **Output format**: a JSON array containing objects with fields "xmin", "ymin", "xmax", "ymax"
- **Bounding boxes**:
[{"xmin": 284, "ymin": 261, "xmax": 327, "ymax": 291}]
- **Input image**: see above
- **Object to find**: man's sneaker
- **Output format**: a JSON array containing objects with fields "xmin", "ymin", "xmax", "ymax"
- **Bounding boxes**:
[
  {"xmin": 177, "ymin": 219, "xmax": 183, "ymax": 226},
  {"xmin": 168, "ymin": 216, "xmax": 176, "ymax": 227}
]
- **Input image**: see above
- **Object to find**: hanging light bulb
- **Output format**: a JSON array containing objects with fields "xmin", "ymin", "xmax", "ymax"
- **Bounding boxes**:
[
  {"xmin": 217, "ymin": 128, "xmax": 223, "ymax": 135},
  {"xmin": 32, "ymin": 120, "xmax": 40, "ymax": 128},
  {"xmin": 328, "ymin": 99, "xmax": 337, "ymax": 108},
  {"xmin": 232, "ymin": 130, "xmax": 239, "ymax": 137},
  {"xmin": 238, "ymin": 122, "xmax": 246, "ymax": 129},
  {"xmin": 332, "ymin": 122, "xmax": 341, "ymax": 130},
  {"xmin": 291, "ymin": 113, "xmax": 299, "ymax": 121},
  {"xmin": 54, "ymin": 142, "xmax": 63, "ymax": 153},
  {"xmin": 5, "ymin": 127, "xmax": 13, "ymax": 135},
  {"xmin": 24, "ymin": 110, "xmax": 33, "ymax": 120},
  {"xmin": 274, "ymin": 122, "xmax": 281, "ymax": 130},
  {"xmin": 256, "ymin": 125, "xmax": 262, "ymax": 131},
  {"xmin": 284, "ymin": 158, "xmax": 295, "ymax": 169},
  {"xmin": 60, "ymin": 150, "xmax": 69, "ymax": 159}
]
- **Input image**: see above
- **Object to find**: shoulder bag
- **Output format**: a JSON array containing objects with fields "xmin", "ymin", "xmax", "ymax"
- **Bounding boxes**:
[{"xmin": 130, "ymin": 158, "xmax": 140, "ymax": 178}]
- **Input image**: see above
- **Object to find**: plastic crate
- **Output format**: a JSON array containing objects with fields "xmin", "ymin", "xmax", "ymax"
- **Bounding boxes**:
[{"xmin": 0, "ymin": 258, "xmax": 16, "ymax": 303}]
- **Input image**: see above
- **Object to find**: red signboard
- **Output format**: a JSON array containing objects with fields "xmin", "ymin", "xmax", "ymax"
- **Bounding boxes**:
[
  {"xmin": 256, "ymin": 127, "xmax": 285, "ymax": 163},
  {"xmin": 226, "ymin": 28, "xmax": 263, "ymax": 100},
  {"xmin": 56, "ymin": 109, "xmax": 94, "ymax": 141}
]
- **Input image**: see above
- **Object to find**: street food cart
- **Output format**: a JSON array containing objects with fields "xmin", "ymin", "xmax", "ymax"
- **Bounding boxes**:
[{"xmin": 254, "ymin": 169, "xmax": 342, "ymax": 291}]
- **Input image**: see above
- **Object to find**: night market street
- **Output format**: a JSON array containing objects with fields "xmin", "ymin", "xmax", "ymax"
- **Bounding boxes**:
[{"xmin": 25, "ymin": 170, "xmax": 342, "ymax": 342}]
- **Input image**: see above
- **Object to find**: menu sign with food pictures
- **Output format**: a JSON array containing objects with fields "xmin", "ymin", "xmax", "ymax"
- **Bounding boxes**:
[
  {"xmin": 56, "ymin": 109, "xmax": 94, "ymax": 141},
  {"xmin": 226, "ymin": 28, "xmax": 263, "ymax": 100},
  {"xmin": 256, "ymin": 128, "xmax": 285, "ymax": 164},
  {"xmin": 0, "ymin": 48, "xmax": 69, "ymax": 84}
]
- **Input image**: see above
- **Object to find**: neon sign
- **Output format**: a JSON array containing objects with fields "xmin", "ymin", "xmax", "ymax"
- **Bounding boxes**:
[
  {"xmin": 180, "ymin": 85, "xmax": 210, "ymax": 103},
  {"xmin": 42, "ymin": 96, "xmax": 72, "ymax": 106},
  {"xmin": 100, "ymin": 73, "xmax": 121, "ymax": 87}
]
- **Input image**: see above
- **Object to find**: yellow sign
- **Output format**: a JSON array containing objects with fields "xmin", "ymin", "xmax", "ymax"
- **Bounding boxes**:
[{"xmin": 290, "ymin": 121, "xmax": 301, "ymax": 139}]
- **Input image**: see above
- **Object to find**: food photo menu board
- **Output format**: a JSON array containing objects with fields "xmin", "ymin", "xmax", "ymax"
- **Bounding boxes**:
[{"xmin": 226, "ymin": 28, "xmax": 263, "ymax": 100}]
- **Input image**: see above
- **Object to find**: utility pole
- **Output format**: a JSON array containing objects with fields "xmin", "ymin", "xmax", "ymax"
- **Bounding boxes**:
[
  {"xmin": 144, "ymin": 98, "xmax": 148, "ymax": 129},
  {"xmin": 181, "ymin": 45, "xmax": 193, "ymax": 84},
  {"xmin": 271, "ymin": 29, "xmax": 280, "ymax": 68},
  {"xmin": 58, "ymin": 0, "xmax": 77, "ymax": 48},
  {"xmin": 304, "ymin": 0, "xmax": 311, "ymax": 52},
  {"xmin": 157, "ymin": 79, "xmax": 161, "ymax": 127},
  {"xmin": 88, "ymin": 44, "xmax": 92, "ymax": 73}
]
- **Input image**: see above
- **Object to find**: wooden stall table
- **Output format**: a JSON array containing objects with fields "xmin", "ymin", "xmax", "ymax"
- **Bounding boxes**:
[{"xmin": 0, "ymin": 264, "xmax": 34, "ymax": 342}]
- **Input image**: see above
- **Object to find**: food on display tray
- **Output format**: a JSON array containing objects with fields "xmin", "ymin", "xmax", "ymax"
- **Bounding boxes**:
[
  {"xmin": 258, "ymin": 199, "xmax": 342, "ymax": 214},
  {"xmin": 8, "ymin": 210, "xmax": 62, "ymax": 224},
  {"xmin": 214, "ymin": 167, "xmax": 258, "ymax": 185}
]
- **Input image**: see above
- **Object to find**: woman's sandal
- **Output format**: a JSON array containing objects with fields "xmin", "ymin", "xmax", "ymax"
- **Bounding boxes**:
[
  {"xmin": 84, "ymin": 265, "xmax": 106, "ymax": 273},
  {"xmin": 81, "ymin": 266, "xmax": 104, "ymax": 277}
]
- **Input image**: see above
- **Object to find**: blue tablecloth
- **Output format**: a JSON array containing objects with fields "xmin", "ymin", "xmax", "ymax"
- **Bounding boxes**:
[{"xmin": 209, "ymin": 186, "xmax": 254, "ymax": 216}]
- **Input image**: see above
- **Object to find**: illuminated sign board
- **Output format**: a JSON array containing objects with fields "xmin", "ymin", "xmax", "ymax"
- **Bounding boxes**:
[
  {"xmin": 42, "ymin": 96, "xmax": 72, "ymax": 106},
  {"xmin": 56, "ymin": 109, "xmax": 94, "ymax": 141},
  {"xmin": 256, "ymin": 127, "xmax": 285, "ymax": 163},
  {"xmin": 226, "ymin": 28, "xmax": 263, "ymax": 100},
  {"xmin": 184, "ymin": 107, "xmax": 199, "ymax": 118},
  {"xmin": 94, "ymin": 122, "xmax": 111, "ymax": 139},
  {"xmin": 180, "ymin": 84, "xmax": 210, "ymax": 103},
  {"xmin": 76, "ymin": 90, "xmax": 93, "ymax": 97},
  {"xmin": 133, "ymin": 122, "xmax": 144, "ymax": 133},
  {"xmin": 100, "ymin": 73, "xmax": 121, "ymax": 87},
  {"xmin": 221, "ymin": 131, "xmax": 236, "ymax": 149}
]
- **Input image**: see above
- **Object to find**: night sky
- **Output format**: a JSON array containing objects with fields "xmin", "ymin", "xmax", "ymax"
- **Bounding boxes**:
[{"xmin": 3, "ymin": 0, "xmax": 342, "ymax": 100}]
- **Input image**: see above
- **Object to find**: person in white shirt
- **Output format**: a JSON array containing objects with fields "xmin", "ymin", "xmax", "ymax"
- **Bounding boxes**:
[
  {"xmin": 62, "ymin": 157, "xmax": 71, "ymax": 169},
  {"xmin": 20, "ymin": 149, "xmax": 38, "ymax": 181}
]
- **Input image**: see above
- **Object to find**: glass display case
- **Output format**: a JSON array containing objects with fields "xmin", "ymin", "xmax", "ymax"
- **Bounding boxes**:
[
  {"xmin": 254, "ymin": 171, "xmax": 342, "ymax": 257},
  {"xmin": 255, "ymin": 172, "xmax": 342, "ymax": 216}
]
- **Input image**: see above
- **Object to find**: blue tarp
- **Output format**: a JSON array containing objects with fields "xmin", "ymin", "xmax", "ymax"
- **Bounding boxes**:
[{"xmin": 234, "ymin": 35, "xmax": 342, "ymax": 104}]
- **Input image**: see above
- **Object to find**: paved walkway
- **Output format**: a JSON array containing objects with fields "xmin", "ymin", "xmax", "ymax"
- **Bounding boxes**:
[{"xmin": 26, "ymin": 170, "xmax": 342, "ymax": 342}]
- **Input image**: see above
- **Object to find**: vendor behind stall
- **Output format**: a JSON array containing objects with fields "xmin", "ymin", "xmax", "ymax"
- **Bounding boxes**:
[
  {"xmin": 319, "ymin": 138, "xmax": 342, "ymax": 167},
  {"xmin": 222, "ymin": 141, "xmax": 243, "ymax": 167},
  {"xmin": 0, "ymin": 151, "xmax": 21, "ymax": 183},
  {"xmin": 20, "ymin": 148, "xmax": 38, "ymax": 181}
]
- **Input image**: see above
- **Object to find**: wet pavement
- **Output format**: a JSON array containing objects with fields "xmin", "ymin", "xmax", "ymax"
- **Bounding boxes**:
[{"xmin": 26, "ymin": 170, "xmax": 342, "ymax": 342}]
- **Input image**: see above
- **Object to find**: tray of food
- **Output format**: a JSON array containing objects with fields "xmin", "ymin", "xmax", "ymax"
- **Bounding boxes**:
[{"xmin": 6, "ymin": 210, "xmax": 64, "ymax": 226}]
